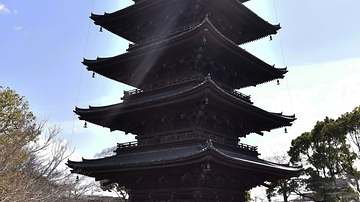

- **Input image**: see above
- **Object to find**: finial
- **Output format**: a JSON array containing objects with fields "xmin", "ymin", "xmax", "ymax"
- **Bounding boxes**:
[
  {"xmin": 92, "ymin": 72, "xmax": 95, "ymax": 78},
  {"xmin": 100, "ymin": 26, "xmax": 103, "ymax": 32},
  {"xmin": 84, "ymin": 122, "xmax": 87, "ymax": 128},
  {"xmin": 284, "ymin": 128, "xmax": 288, "ymax": 133},
  {"xmin": 277, "ymin": 79, "xmax": 280, "ymax": 85},
  {"xmin": 270, "ymin": 35, "xmax": 272, "ymax": 41}
]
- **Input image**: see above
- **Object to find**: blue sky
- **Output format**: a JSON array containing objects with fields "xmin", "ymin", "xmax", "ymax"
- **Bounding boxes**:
[{"xmin": 1, "ymin": 0, "xmax": 360, "ymax": 159}]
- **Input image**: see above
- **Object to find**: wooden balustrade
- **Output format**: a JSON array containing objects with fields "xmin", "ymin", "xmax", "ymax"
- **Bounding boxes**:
[{"xmin": 117, "ymin": 133, "xmax": 257, "ymax": 152}]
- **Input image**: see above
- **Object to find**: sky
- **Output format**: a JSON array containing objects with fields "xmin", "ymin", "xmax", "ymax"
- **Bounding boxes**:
[{"xmin": 1, "ymin": 0, "xmax": 360, "ymax": 162}]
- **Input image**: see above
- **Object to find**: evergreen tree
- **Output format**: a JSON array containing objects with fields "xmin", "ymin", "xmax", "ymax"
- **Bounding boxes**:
[{"xmin": 288, "ymin": 116, "xmax": 358, "ymax": 201}]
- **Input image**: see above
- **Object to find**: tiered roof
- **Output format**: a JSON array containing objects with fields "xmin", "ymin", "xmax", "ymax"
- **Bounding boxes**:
[
  {"xmin": 91, "ymin": 0, "xmax": 279, "ymax": 45},
  {"xmin": 67, "ymin": 140, "xmax": 301, "ymax": 191},
  {"xmin": 84, "ymin": 17, "xmax": 286, "ymax": 89},
  {"xmin": 68, "ymin": 0, "xmax": 301, "ymax": 198},
  {"xmin": 75, "ymin": 76, "xmax": 295, "ymax": 137}
]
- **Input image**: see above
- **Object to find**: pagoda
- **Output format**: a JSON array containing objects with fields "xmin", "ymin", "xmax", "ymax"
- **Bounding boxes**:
[{"xmin": 67, "ymin": 0, "xmax": 302, "ymax": 201}]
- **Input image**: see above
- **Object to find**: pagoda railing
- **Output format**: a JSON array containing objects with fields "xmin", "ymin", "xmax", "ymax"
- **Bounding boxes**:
[
  {"xmin": 123, "ymin": 75, "xmax": 251, "ymax": 103},
  {"xmin": 203, "ymin": 80, "xmax": 252, "ymax": 103},
  {"xmin": 231, "ymin": 90, "xmax": 251, "ymax": 102},
  {"xmin": 117, "ymin": 141, "xmax": 138, "ymax": 148},
  {"xmin": 238, "ymin": 142, "xmax": 258, "ymax": 152},
  {"xmin": 159, "ymin": 132, "xmax": 227, "ymax": 145},
  {"xmin": 123, "ymin": 74, "xmax": 204, "ymax": 96},
  {"xmin": 124, "ymin": 88, "xmax": 143, "ymax": 96},
  {"xmin": 117, "ymin": 133, "xmax": 257, "ymax": 152}
]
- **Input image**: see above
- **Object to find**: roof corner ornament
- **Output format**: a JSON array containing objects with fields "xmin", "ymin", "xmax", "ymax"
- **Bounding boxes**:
[
  {"xmin": 99, "ymin": 26, "xmax": 103, "ymax": 32},
  {"xmin": 277, "ymin": 79, "xmax": 280, "ymax": 85},
  {"xmin": 205, "ymin": 73, "xmax": 211, "ymax": 81},
  {"xmin": 206, "ymin": 139, "xmax": 213, "ymax": 147},
  {"xmin": 204, "ymin": 14, "xmax": 209, "ymax": 21},
  {"xmin": 284, "ymin": 128, "xmax": 288, "ymax": 133},
  {"xmin": 92, "ymin": 72, "xmax": 96, "ymax": 78},
  {"xmin": 205, "ymin": 139, "xmax": 213, "ymax": 148},
  {"xmin": 269, "ymin": 35, "xmax": 272, "ymax": 41},
  {"xmin": 83, "ymin": 122, "xmax": 87, "ymax": 128}
]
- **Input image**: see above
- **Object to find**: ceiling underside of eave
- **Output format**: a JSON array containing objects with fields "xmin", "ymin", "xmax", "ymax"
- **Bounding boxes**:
[{"xmin": 78, "ymin": 113, "xmax": 293, "ymax": 136}]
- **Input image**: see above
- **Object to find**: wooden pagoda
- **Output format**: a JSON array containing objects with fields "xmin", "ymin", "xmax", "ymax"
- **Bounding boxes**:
[{"xmin": 68, "ymin": 0, "xmax": 302, "ymax": 201}]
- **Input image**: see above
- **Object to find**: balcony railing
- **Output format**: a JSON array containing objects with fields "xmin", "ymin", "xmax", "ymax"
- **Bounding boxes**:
[
  {"xmin": 238, "ymin": 142, "xmax": 257, "ymax": 152},
  {"xmin": 123, "ymin": 74, "xmax": 204, "ymax": 96},
  {"xmin": 231, "ymin": 90, "xmax": 251, "ymax": 102},
  {"xmin": 116, "ymin": 134, "xmax": 257, "ymax": 152},
  {"xmin": 117, "ymin": 141, "xmax": 138, "ymax": 148}
]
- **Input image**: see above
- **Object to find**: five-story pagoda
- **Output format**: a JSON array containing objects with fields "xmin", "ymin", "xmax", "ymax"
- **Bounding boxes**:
[{"xmin": 67, "ymin": 0, "xmax": 302, "ymax": 201}]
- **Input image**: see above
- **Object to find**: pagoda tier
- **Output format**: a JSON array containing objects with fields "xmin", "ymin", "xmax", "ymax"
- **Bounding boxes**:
[
  {"xmin": 69, "ymin": 0, "xmax": 302, "ymax": 200},
  {"xmin": 90, "ymin": 0, "xmax": 279, "ymax": 45},
  {"xmin": 75, "ymin": 77, "xmax": 295, "ymax": 145},
  {"xmin": 84, "ymin": 17, "xmax": 286, "ymax": 90},
  {"xmin": 67, "ymin": 140, "xmax": 301, "ymax": 202}
]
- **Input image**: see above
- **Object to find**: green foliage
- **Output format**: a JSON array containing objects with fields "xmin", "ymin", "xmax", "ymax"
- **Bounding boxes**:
[
  {"xmin": 0, "ymin": 86, "xmax": 40, "ymax": 173},
  {"xmin": 288, "ymin": 112, "xmax": 359, "ymax": 201},
  {"xmin": 263, "ymin": 154, "xmax": 299, "ymax": 202},
  {"xmin": 0, "ymin": 86, "xmax": 76, "ymax": 201},
  {"xmin": 245, "ymin": 190, "xmax": 251, "ymax": 202},
  {"xmin": 338, "ymin": 106, "xmax": 360, "ymax": 194},
  {"xmin": 339, "ymin": 106, "xmax": 360, "ymax": 155},
  {"xmin": 266, "ymin": 178, "xmax": 298, "ymax": 202},
  {"xmin": 0, "ymin": 87, "xmax": 42, "ymax": 169},
  {"xmin": 94, "ymin": 148, "xmax": 129, "ymax": 200},
  {"xmin": 100, "ymin": 180, "xmax": 129, "ymax": 201},
  {"xmin": 0, "ymin": 86, "xmax": 40, "ymax": 142}
]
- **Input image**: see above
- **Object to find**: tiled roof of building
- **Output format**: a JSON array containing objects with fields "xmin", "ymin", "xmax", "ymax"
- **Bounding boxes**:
[
  {"xmin": 84, "ymin": 18, "xmax": 286, "ymax": 89},
  {"xmin": 67, "ymin": 140, "xmax": 301, "ymax": 176},
  {"xmin": 90, "ymin": 0, "xmax": 276, "ymax": 44}
]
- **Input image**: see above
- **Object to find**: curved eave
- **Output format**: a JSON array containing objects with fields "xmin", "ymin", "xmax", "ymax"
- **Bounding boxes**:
[
  {"xmin": 205, "ymin": 79, "xmax": 296, "ymax": 131},
  {"xmin": 67, "ymin": 141, "xmax": 301, "ymax": 178},
  {"xmin": 75, "ymin": 78, "xmax": 295, "ymax": 133},
  {"xmin": 208, "ymin": 141, "xmax": 302, "ymax": 176},
  {"xmin": 198, "ymin": 18, "xmax": 285, "ymax": 86},
  {"xmin": 234, "ymin": 0, "xmax": 281, "ymax": 34},
  {"xmin": 90, "ymin": 0, "xmax": 279, "ymax": 44},
  {"xmin": 83, "ymin": 18, "xmax": 286, "ymax": 88}
]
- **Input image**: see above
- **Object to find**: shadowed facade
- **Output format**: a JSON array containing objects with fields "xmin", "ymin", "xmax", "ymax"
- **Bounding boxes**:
[{"xmin": 67, "ymin": 0, "xmax": 302, "ymax": 201}]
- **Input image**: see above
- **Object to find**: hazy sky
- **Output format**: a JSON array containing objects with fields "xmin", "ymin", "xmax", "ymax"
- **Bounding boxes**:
[{"xmin": 1, "ymin": 0, "xmax": 360, "ymax": 159}]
